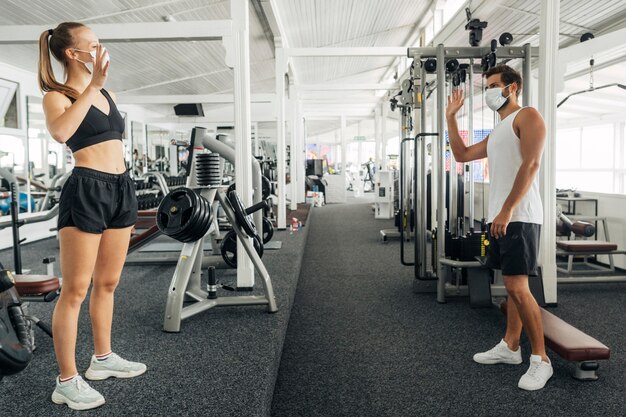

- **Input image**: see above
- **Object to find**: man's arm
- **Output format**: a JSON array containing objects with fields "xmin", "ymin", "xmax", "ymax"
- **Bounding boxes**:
[
  {"xmin": 445, "ymin": 89, "xmax": 488, "ymax": 162},
  {"xmin": 490, "ymin": 107, "xmax": 546, "ymax": 238}
]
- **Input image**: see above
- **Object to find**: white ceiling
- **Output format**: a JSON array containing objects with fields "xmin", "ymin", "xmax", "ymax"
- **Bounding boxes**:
[{"xmin": 1, "ymin": 0, "xmax": 626, "ymax": 137}]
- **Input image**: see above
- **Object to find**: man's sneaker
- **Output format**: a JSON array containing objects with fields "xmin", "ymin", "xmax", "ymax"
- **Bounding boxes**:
[
  {"xmin": 518, "ymin": 354, "xmax": 553, "ymax": 391},
  {"xmin": 473, "ymin": 339, "xmax": 523, "ymax": 365},
  {"xmin": 51, "ymin": 375, "xmax": 105, "ymax": 410},
  {"xmin": 85, "ymin": 352, "xmax": 147, "ymax": 380}
]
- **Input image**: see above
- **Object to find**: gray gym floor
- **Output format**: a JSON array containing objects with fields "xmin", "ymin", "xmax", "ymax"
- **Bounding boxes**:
[
  {"xmin": 2, "ymin": 203, "xmax": 625, "ymax": 417},
  {"xmin": 271, "ymin": 202, "xmax": 626, "ymax": 417},
  {"xmin": 0, "ymin": 221, "xmax": 310, "ymax": 417}
]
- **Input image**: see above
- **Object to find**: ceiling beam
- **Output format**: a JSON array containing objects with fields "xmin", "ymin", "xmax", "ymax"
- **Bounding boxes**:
[
  {"xmin": 564, "ymin": 54, "xmax": 626, "ymax": 81},
  {"xmin": 284, "ymin": 47, "xmax": 407, "ymax": 57},
  {"xmin": 144, "ymin": 116, "xmax": 276, "ymax": 124},
  {"xmin": 250, "ymin": 0, "xmax": 276, "ymax": 55},
  {"xmin": 300, "ymin": 83, "xmax": 398, "ymax": 91},
  {"xmin": 304, "ymin": 115, "xmax": 373, "ymax": 120},
  {"xmin": 301, "ymin": 97, "xmax": 383, "ymax": 104},
  {"xmin": 117, "ymin": 94, "xmax": 275, "ymax": 104},
  {"xmin": 559, "ymin": 27, "xmax": 626, "ymax": 64},
  {"xmin": 0, "ymin": 21, "xmax": 232, "ymax": 44}
]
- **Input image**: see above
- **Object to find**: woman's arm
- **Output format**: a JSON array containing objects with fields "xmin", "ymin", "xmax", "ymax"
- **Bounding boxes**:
[
  {"xmin": 43, "ymin": 88, "xmax": 101, "ymax": 143},
  {"xmin": 42, "ymin": 44, "xmax": 110, "ymax": 143}
]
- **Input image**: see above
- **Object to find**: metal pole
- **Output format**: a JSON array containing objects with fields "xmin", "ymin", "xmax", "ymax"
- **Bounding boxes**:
[
  {"xmin": 538, "ymin": 1, "xmax": 559, "ymax": 304},
  {"xmin": 381, "ymin": 102, "xmax": 388, "ymax": 170},
  {"xmin": 231, "ymin": 0, "xmax": 255, "ymax": 287},
  {"xmin": 411, "ymin": 82, "xmax": 424, "ymax": 275},
  {"xmin": 523, "ymin": 43, "xmax": 532, "ymax": 107},
  {"xmin": 436, "ymin": 43, "xmax": 447, "ymax": 303},
  {"xmin": 468, "ymin": 58, "xmax": 475, "ymax": 232},
  {"xmin": 10, "ymin": 183, "xmax": 22, "ymax": 274},
  {"xmin": 290, "ymin": 86, "xmax": 298, "ymax": 211},
  {"xmin": 275, "ymin": 48, "xmax": 287, "ymax": 229},
  {"xmin": 419, "ymin": 64, "xmax": 428, "ymax": 278},
  {"xmin": 399, "ymin": 109, "xmax": 407, "ymax": 232},
  {"xmin": 402, "ymin": 107, "xmax": 412, "ymax": 240}
]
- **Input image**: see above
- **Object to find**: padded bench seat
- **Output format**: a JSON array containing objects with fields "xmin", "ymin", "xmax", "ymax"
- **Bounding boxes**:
[
  {"xmin": 501, "ymin": 302, "xmax": 610, "ymax": 380},
  {"xmin": 557, "ymin": 240, "xmax": 617, "ymax": 252},
  {"xmin": 13, "ymin": 275, "xmax": 60, "ymax": 297},
  {"xmin": 556, "ymin": 240, "xmax": 626, "ymax": 275}
]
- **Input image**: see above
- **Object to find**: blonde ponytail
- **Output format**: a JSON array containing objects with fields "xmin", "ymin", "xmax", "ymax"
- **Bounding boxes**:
[{"xmin": 37, "ymin": 22, "xmax": 86, "ymax": 99}]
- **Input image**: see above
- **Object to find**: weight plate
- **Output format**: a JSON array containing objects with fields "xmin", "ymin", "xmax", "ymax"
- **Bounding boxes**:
[
  {"xmin": 262, "ymin": 176, "xmax": 271, "ymax": 200},
  {"xmin": 156, "ymin": 188, "xmax": 195, "ymax": 238},
  {"xmin": 220, "ymin": 229, "xmax": 264, "ymax": 268},
  {"xmin": 262, "ymin": 217, "xmax": 274, "ymax": 244},
  {"xmin": 156, "ymin": 187, "xmax": 212, "ymax": 243}
]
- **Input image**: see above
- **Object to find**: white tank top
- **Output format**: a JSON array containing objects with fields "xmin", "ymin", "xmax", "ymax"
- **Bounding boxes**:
[{"xmin": 486, "ymin": 107, "xmax": 543, "ymax": 225}]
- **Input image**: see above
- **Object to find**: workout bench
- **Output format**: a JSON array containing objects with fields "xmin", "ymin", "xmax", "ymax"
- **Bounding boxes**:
[
  {"xmin": 556, "ymin": 240, "xmax": 626, "ymax": 275},
  {"xmin": 501, "ymin": 302, "xmax": 610, "ymax": 380}
]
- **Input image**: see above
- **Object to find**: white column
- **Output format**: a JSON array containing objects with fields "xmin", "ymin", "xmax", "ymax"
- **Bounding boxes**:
[
  {"xmin": 276, "ymin": 48, "xmax": 287, "ymax": 229},
  {"xmin": 340, "ymin": 115, "xmax": 347, "ymax": 185},
  {"xmin": 374, "ymin": 106, "xmax": 382, "ymax": 172},
  {"xmin": 289, "ymin": 84, "xmax": 298, "ymax": 210},
  {"xmin": 538, "ymin": 0, "xmax": 559, "ymax": 304},
  {"xmin": 231, "ymin": 0, "xmax": 254, "ymax": 287},
  {"xmin": 297, "ymin": 101, "xmax": 306, "ymax": 203},
  {"xmin": 381, "ymin": 102, "xmax": 388, "ymax": 170},
  {"xmin": 253, "ymin": 122, "xmax": 259, "ymax": 156}
]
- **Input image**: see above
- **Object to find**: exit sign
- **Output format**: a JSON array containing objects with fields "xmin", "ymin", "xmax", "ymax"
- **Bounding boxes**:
[{"xmin": 353, "ymin": 135, "xmax": 367, "ymax": 141}]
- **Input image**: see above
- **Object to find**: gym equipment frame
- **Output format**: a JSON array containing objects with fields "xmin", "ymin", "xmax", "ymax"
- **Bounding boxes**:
[
  {"xmin": 406, "ymin": 44, "xmax": 538, "ymax": 303},
  {"xmin": 163, "ymin": 186, "xmax": 278, "ymax": 333}
]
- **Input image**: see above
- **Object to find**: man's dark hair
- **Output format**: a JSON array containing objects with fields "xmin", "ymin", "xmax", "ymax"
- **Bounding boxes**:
[{"xmin": 483, "ymin": 64, "xmax": 522, "ymax": 97}]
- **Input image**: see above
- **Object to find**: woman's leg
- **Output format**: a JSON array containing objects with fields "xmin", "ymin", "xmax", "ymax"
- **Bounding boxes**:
[
  {"xmin": 53, "ymin": 227, "xmax": 102, "ymax": 379},
  {"xmin": 90, "ymin": 226, "xmax": 133, "ymax": 355}
]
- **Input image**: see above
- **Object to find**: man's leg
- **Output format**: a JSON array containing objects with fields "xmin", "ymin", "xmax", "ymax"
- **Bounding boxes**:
[
  {"xmin": 503, "ymin": 275, "xmax": 548, "ymax": 362},
  {"xmin": 503, "ymin": 296, "xmax": 523, "ymax": 351}
]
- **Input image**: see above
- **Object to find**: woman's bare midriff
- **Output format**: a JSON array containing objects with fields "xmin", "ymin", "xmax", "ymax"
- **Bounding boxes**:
[{"xmin": 72, "ymin": 140, "xmax": 127, "ymax": 174}]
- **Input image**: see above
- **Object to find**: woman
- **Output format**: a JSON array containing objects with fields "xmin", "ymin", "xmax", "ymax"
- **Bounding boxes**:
[{"xmin": 39, "ymin": 22, "xmax": 146, "ymax": 411}]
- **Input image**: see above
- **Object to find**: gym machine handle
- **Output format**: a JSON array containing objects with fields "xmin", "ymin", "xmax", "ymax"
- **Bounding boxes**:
[
  {"xmin": 400, "ymin": 138, "xmax": 415, "ymax": 266},
  {"xmin": 244, "ymin": 200, "xmax": 269, "ymax": 215},
  {"xmin": 414, "ymin": 133, "xmax": 439, "ymax": 281}
]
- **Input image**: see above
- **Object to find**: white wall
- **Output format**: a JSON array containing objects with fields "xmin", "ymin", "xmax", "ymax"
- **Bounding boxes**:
[
  {"xmin": 470, "ymin": 183, "xmax": 626, "ymax": 270},
  {"xmin": 573, "ymin": 191, "xmax": 626, "ymax": 270}
]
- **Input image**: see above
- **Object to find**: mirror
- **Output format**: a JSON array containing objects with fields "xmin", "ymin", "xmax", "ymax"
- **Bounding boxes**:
[
  {"xmin": 146, "ymin": 124, "xmax": 171, "ymax": 173},
  {"xmin": 131, "ymin": 121, "xmax": 145, "ymax": 176}
]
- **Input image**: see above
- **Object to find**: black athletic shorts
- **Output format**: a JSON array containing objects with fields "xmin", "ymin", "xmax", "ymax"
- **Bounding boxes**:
[
  {"xmin": 57, "ymin": 167, "xmax": 138, "ymax": 234},
  {"xmin": 485, "ymin": 222, "xmax": 541, "ymax": 277}
]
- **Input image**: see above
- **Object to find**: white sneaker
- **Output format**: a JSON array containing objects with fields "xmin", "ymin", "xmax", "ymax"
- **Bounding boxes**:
[
  {"xmin": 518, "ymin": 354, "xmax": 553, "ymax": 391},
  {"xmin": 473, "ymin": 339, "xmax": 523, "ymax": 365},
  {"xmin": 85, "ymin": 352, "xmax": 147, "ymax": 381},
  {"xmin": 51, "ymin": 375, "xmax": 105, "ymax": 411}
]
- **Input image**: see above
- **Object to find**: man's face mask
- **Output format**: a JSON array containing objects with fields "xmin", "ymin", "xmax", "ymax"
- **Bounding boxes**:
[{"xmin": 485, "ymin": 83, "xmax": 512, "ymax": 112}]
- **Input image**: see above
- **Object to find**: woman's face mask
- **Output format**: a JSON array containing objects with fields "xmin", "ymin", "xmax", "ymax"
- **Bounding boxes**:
[
  {"xmin": 485, "ymin": 83, "xmax": 512, "ymax": 111},
  {"xmin": 73, "ymin": 48, "xmax": 109, "ymax": 74}
]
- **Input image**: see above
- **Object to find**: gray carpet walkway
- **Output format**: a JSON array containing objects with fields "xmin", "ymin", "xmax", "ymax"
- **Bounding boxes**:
[
  {"xmin": 271, "ymin": 202, "xmax": 626, "ymax": 417},
  {"xmin": 0, "ymin": 221, "xmax": 310, "ymax": 417}
]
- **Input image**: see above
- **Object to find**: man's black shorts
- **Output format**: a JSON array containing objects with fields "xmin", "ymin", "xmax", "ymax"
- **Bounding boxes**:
[
  {"xmin": 58, "ymin": 167, "xmax": 138, "ymax": 234},
  {"xmin": 485, "ymin": 222, "xmax": 541, "ymax": 277}
]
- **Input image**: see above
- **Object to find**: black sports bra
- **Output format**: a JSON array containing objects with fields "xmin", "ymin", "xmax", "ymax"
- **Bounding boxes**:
[{"xmin": 65, "ymin": 89, "xmax": 125, "ymax": 153}]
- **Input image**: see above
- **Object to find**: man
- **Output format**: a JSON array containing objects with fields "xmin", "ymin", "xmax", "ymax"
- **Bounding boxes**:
[{"xmin": 445, "ymin": 64, "xmax": 551, "ymax": 391}]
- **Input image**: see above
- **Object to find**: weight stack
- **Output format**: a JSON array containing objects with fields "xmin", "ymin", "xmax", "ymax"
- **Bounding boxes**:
[
  {"xmin": 196, "ymin": 153, "xmax": 222, "ymax": 186},
  {"xmin": 459, "ymin": 232, "xmax": 488, "ymax": 261}
]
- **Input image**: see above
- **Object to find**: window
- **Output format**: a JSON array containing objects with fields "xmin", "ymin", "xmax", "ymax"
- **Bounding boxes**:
[
  {"xmin": 581, "ymin": 124, "xmax": 613, "ymax": 169},
  {"xmin": 0, "ymin": 78, "xmax": 20, "ymax": 130},
  {"xmin": 556, "ymin": 123, "xmax": 624, "ymax": 194},
  {"xmin": 555, "ymin": 128, "xmax": 581, "ymax": 169}
]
